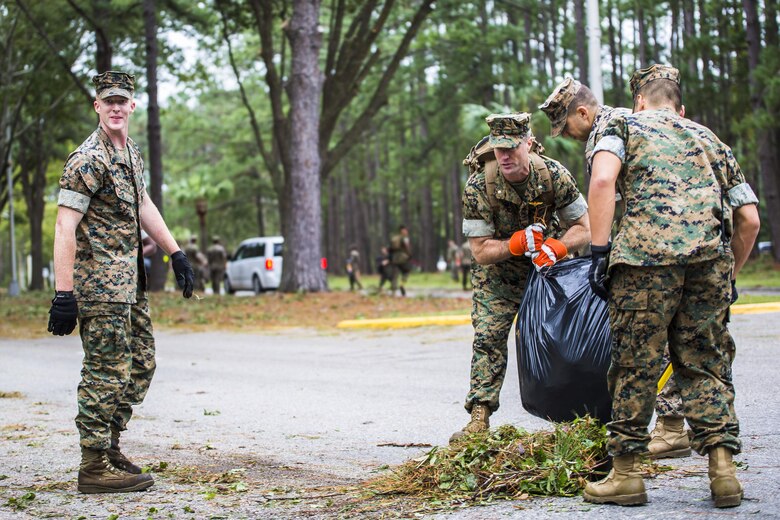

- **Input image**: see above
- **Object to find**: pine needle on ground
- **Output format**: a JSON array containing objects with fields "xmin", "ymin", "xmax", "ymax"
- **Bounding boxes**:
[{"xmin": 365, "ymin": 417, "xmax": 608, "ymax": 504}]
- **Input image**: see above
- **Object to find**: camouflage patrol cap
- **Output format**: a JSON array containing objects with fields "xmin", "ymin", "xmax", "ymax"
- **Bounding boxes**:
[
  {"xmin": 485, "ymin": 112, "xmax": 531, "ymax": 149},
  {"xmin": 629, "ymin": 64, "xmax": 680, "ymax": 96},
  {"xmin": 92, "ymin": 71, "xmax": 135, "ymax": 100},
  {"xmin": 538, "ymin": 77, "xmax": 582, "ymax": 137}
]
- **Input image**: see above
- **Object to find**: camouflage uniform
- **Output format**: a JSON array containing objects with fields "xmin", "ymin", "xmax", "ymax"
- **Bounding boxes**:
[
  {"xmin": 206, "ymin": 239, "xmax": 228, "ymax": 294},
  {"xmin": 584, "ymin": 105, "xmax": 631, "ymax": 176},
  {"xmin": 462, "ymin": 113, "xmax": 588, "ymax": 412},
  {"xmin": 593, "ymin": 88, "xmax": 759, "ymax": 456},
  {"xmin": 184, "ymin": 240, "xmax": 207, "ymax": 292},
  {"xmin": 58, "ymin": 101, "xmax": 154, "ymax": 450},
  {"xmin": 389, "ymin": 231, "xmax": 412, "ymax": 293},
  {"xmin": 540, "ymin": 79, "xmax": 679, "ymax": 418}
]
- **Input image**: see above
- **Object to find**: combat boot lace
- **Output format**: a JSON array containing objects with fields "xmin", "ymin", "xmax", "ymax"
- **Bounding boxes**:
[
  {"xmin": 78, "ymin": 447, "xmax": 154, "ymax": 494},
  {"xmin": 648, "ymin": 416, "xmax": 691, "ymax": 459},
  {"xmin": 709, "ymin": 446, "xmax": 743, "ymax": 508},
  {"xmin": 582, "ymin": 453, "xmax": 647, "ymax": 506},
  {"xmin": 449, "ymin": 403, "xmax": 491, "ymax": 443},
  {"xmin": 107, "ymin": 432, "xmax": 143, "ymax": 474}
]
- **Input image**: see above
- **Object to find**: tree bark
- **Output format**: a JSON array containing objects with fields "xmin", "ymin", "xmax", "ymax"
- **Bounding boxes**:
[
  {"xmin": 574, "ymin": 0, "xmax": 588, "ymax": 83},
  {"xmin": 743, "ymin": 0, "xmax": 780, "ymax": 262},
  {"xmin": 281, "ymin": 0, "xmax": 327, "ymax": 292},
  {"xmin": 143, "ymin": 0, "xmax": 168, "ymax": 291},
  {"xmin": 636, "ymin": 2, "xmax": 648, "ymax": 67},
  {"xmin": 607, "ymin": 0, "xmax": 622, "ymax": 106},
  {"xmin": 19, "ymin": 125, "xmax": 46, "ymax": 291}
]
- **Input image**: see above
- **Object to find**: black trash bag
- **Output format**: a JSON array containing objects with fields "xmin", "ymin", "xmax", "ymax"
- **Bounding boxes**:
[{"xmin": 515, "ymin": 257, "xmax": 612, "ymax": 423}]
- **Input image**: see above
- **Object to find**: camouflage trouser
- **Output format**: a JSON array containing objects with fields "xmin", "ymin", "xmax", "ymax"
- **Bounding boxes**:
[
  {"xmin": 656, "ymin": 349, "xmax": 684, "ymax": 418},
  {"xmin": 75, "ymin": 293, "xmax": 156, "ymax": 449},
  {"xmin": 465, "ymin": 258, "xmax": 530, "ymax": 412},
  {"xmin": 114, "ymin": 293, "xmax": 156, "ymax": 432},
  {"xmin": 210, "ymin": 268, "xmax": 224, "ymax": 295},
  {"xmin": 390, "ymin": 262, "xmax": 411, "ymax": 292},
  {"xmin": 606, "ymin": 256, "xmax": 739, "ymax": 457}
]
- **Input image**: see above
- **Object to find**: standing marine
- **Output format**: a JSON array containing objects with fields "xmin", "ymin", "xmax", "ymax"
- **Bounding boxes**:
[
  {"xmin": 48, "ymin": 70, "xmax": 195, "ymax": 493},
  {"xmin": 540, "ymin": 77, "xmax": 689, "ymax": 460},
  {"xmin": 585, "ymin": 64, "xmax": 760, "ymax": 508}
]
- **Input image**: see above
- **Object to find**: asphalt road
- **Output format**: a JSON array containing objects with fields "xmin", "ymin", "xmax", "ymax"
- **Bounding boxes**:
[{"xmin": 0, "ymin": 311, "xmax": 778, "ymax": 519}]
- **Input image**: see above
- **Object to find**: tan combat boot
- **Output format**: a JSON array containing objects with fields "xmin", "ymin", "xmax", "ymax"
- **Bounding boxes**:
[
  {"xmin": 449, "ymin": 404, "xmax": 491, "ymax": 443},
  {"xmin": 709, "ymin": 446, "xmax": 743, "ymax": 508},
  {"xmin": 582, "ymin": 454, "xmax": 647, "ymax": 505},
  {"xmin": 107, "ymin": 430, "xmax": 142, "ymax": 474},
  {"xmin": 78, "ymin": 447, "xmax": 154, "ymax": 494},
  {"xmin": 648, "ymin": 416, "xmax": 691, "ymax": 459}
]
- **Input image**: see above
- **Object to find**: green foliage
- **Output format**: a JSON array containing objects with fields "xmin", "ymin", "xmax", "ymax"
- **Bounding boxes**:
[
  {"xmin": 5, "ymin": 492, "xmax": 35, "ymax": 510},
  {"xmin": 367, "ymin": 418, "xmax": 608, "ymax": 501}
]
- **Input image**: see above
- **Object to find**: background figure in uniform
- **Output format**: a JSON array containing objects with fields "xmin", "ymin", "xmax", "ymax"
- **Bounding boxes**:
[
  {"xmin": 586, "ymin": 64, "xmax": 760, "ymax": 508},
  {"xmin": 460, "ymin": 240, "xmax": 472, "ymax": 290},
  {"xmin": 184, "ymin": 237, "xmax": 207, "ymax": 292},
  {"xmin": 452, "ymin": 112, "xmax": 590, "ymax": 442},
  {"xmin": 447, "ymin": 239, "xmax": 462, "ymax": 282},
  {"xmin": 540, "ymin": 77, "xmax": 689, "ymax": 460},
  {"xmin": 206, "ymin": 236, "xmax": 228, "ymax": 295},
  {"xmin": 389, "ymin": 225, "xmax": 412, "ymax": 296},
  {"xmin": 346, "ymin": 244, "xmax": 363, "ymax": 291},
  {"xmin": 376, "ymin": 246, "xmax": 392, "ymax": 292},
  {"xmin": 47, "ymin": 70, "xmax": 195, "ymax": 494}
]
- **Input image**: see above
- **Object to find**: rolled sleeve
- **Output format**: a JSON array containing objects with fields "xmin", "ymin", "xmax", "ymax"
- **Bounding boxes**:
[
  {"xmin": 728, "ymin": 182, "xmax": 759, "ymax": 207},
  {"xmin": 57, "ymin": 189, "xmax": 91, "ymax": 213},
  {"xmin": 558, "ymin": 194, "xmax": 588, "ymax": 223},
  {"xmin": 463, "ymin": 219, "xmax": 494, "ymax": 237},
  {"xmin": 591, "ymin": 135, "xmax": 626, "ymax": 164}
]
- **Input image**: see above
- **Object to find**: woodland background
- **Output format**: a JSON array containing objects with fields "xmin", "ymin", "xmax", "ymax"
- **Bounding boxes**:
[{"xmin": 1, "ymin": 0, "xmax": 778, "ymax": 292}]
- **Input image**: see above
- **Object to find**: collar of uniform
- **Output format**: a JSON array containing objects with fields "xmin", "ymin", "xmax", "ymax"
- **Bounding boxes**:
[
  {"xmin": 96, "ymin": 126, "xmax": 132, "ymax": 167},
  {"xmin": 585, "ymin": 105, "xmax": 612, "ymax": 155},
  {"xmin": 495, "ymin": 163, "xmax": 542, "ymax": 206},
  {"xmin": 524, "ymin": 160, "xmax": 551, "ymax": 203}
]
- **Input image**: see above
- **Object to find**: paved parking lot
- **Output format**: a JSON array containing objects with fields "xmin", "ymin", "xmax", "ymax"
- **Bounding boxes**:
[{"xmin": 0, "ymin": 311, "xmax": 778, "ymax": 518}]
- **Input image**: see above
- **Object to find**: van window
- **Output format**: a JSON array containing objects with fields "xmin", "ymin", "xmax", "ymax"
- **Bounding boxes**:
[
  {"xmin": 247, "ymin": 243, "xmax": 263, "ymax": 258},
  {"xmin": 273, "ymin": 243, "xmax": 283, "ymax": 257},
  {"xmin": 233, "ymin": 245, "xmax": 246, "ymax": 261}
]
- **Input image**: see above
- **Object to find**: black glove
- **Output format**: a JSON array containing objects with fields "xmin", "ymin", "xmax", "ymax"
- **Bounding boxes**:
[
  {"xmin": 589, "ymin": 244, "xmax": 611, "ymax": 301},
  {"xmin": 730, "ymin": 279, "xmax": 738, "ymax": 304},
  {"xmin": 48, "ymin": 291, "xmax": 78, "ymax": 336},
  {"xmin": 171, "ymin": 250, "xmax": 194, "ymax": 298}
]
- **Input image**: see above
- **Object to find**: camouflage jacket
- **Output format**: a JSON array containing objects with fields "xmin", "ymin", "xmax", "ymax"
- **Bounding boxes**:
[
  {"xmin": 585, "ymin": 105, "xmax": 631, "ymax": 176},
  {"xmin": 593, "ymin": 107, "xmax": 759, "ymax": 267},
  {"xmin": 462, "ymin": 156, "xmax": 587, "ymax": 246},
  {"xmin": 57, "ymin": 126, "xmax": 145, "ymax": 303},
  {"xmin": 207, "ymin": 244, "xmax": 228, "ymax": 269}
]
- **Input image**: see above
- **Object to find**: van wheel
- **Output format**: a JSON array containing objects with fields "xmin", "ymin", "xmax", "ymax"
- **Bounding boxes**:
[
  {"xmin": 224, "ymin": 275, "xmax": 235, "ymax": 295},
  {"xmin": 252, "ymin": 275, "xmax": 264, "ymax": 295}
]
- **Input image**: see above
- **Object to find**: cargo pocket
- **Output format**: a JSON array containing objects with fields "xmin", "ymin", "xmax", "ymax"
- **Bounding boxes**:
[{"xmin": 609, "ymin": 290, "xmax": 649, "ymax": 368}]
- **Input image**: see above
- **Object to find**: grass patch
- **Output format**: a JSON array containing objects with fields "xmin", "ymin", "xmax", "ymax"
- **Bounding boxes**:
[
  {"xmin": 366, "ymin": 418, "xmax": 608, "ymax": 503},
  {"xmin": 0, "ymin": 391, "xmax": 24, "ymax": 399},
  {"xmin": 737, "ymin": 255, "xmax": 780, "ymax": 289},
  {"xmin": 0, "ymin": 290, "xmax": 470, "ymax": 338}
]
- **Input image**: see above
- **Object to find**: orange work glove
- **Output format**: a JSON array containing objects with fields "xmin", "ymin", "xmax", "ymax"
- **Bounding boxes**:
[
  {"xmin": 532, "ymin": 237, "xmax": 568, "ymax": 271},
  {"xmin": 508, "ymin": 224, "xmax": 545, "ymax": 256}
]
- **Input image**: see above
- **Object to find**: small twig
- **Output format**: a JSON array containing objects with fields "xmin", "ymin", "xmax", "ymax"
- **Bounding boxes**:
[
  {"xmin": 260, "ymin": 490, "xmax": 345, "ymax": 502},
  {"xmin": 377, "ymin": 442, "xmax": 433, "ymax": 448}
]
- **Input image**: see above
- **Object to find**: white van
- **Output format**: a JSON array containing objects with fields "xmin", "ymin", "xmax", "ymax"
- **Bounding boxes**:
[{"xmin": 224, "ymin": 236, "xmax": 284, "ymax": 294}]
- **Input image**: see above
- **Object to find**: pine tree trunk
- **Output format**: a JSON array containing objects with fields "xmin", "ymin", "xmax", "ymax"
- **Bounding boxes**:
[
  {"xmin": 574, "ymin": 0, "xmax": 588, "ymax": 83},
  {"xmin": 743, "ymin": 0, "xmax": 780, "ymax": 262},
  {"xmin": 607, "ymin": 0, "xmax": 622, "ymax": 106},
  {"xmin": 280, "ymin": 0, "xmax": 327, "ymax": 292},
  {"xmin": 143, "ymin": 0, "xmax": 168, "ymax": 291}
]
